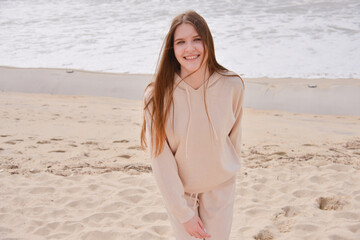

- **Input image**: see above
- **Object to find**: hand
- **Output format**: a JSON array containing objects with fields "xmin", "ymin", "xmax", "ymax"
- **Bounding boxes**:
[{"xmin": 182, "ymin": 214, "xmax": 211, "ymax": 239}]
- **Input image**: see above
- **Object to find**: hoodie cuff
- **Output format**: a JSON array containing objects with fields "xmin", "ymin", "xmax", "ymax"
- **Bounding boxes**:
[{"xmin": 177, "ymin": 208, "xmax": 196, "ymax": 224}]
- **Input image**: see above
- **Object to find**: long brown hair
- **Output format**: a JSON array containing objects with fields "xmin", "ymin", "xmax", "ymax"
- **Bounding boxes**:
[{"xmin": 140, "ymin": 10, "xmax": 241, "ymax": 157}]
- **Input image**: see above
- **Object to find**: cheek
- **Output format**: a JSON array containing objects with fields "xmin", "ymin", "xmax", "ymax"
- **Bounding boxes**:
[
  {"xmin": 196, "ymin": 42, "xmax": 204, "ymax": 53},
  {"xmin": 173, "ymin": 46, "xmax": 183, "ymax": 61}
]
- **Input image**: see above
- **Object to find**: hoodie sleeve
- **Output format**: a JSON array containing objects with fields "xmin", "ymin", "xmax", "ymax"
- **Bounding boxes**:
[
  {"xmin": 144, "ymin": 100, "xmax": 195, "ymax": 223},
  {"xmin": 228, "ymin": 78, "xmax": 245, "ymax": 158}
]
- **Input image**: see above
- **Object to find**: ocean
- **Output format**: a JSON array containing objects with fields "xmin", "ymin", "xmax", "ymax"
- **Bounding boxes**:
[{"xmin": 0, "ymin": 0, "xmax": 359, "ymax": 78}]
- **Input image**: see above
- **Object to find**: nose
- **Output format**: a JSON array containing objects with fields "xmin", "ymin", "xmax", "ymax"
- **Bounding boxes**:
[{"xmin": 185, "ymin": 42, "xmax": 195, "ymax": 52}]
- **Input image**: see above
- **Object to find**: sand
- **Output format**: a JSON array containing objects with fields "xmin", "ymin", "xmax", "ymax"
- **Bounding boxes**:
[{"xmin": 1, "ymin": 67, "xmax": 360, "ymax": 240}]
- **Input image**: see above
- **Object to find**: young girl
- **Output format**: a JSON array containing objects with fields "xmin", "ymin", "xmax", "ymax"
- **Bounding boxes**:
[{"xmin": 141, "ymin": 10, "xmax": 245, "ymax": 240}]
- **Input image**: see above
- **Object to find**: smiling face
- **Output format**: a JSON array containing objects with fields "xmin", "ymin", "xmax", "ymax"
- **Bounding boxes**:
[{"xmin": 173, "ymin": 23, "xmax": 207, "ymax": 76}]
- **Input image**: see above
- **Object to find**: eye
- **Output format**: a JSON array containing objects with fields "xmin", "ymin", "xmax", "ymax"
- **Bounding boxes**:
[
  {"xmin": 176, "ymin": 41, "xmax": 185, "ymax": 45},
  {"xmin": 194, "ymin": 38, "xmax": 201, "ymax": 42}
]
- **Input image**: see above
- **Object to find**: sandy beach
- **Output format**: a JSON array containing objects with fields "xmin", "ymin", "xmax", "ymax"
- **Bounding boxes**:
[{"xmin": 1, "ymin": 67, "xmax": 360, "ymax": 240}]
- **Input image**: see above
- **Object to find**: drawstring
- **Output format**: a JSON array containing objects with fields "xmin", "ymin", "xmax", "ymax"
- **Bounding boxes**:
[
  {"xmin": 190, "ymin": 192, "xmax": 199, "ymax": 209},
  {"xmin": 208, "ymin": 112, "xmax": 218, "ymax": 141},
  {"xmin": 185, "ymin": 87, "xmax": 191, "ymax": 161},
  {"xmin": 185, "ymin": 85, "xmax": 218, "ymax": 160}
]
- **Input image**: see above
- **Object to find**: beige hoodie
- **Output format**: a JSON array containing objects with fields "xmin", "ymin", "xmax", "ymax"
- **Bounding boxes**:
[{"xmin": 144, "ymin": 70, "xmax": 244, "ymax": 223}]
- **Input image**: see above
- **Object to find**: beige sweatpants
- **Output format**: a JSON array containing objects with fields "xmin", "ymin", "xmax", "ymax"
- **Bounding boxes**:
[{"xmin": 165, "ymin": 176, "xmax": 236, "ymax": 240}]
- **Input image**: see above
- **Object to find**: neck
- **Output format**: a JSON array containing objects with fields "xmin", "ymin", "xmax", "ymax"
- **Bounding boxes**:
[{"xmin": 180, "ymin": 64, "xmax": 210, "ymax": 86}]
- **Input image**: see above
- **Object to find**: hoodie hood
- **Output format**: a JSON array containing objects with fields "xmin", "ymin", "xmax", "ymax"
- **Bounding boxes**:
[{"xmin": 174, "ymin": 71, "xmax": 224, "ymax": 91}]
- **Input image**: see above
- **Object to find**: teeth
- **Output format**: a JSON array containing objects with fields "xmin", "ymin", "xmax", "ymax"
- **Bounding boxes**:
[{"xmin": 185, "ymin": 55, "xmax": 198, "ymax": 60}]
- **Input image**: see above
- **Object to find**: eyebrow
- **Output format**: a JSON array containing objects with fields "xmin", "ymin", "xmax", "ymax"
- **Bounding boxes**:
[{"xmin": 174, "ymin": 35, "xmax": 201, "ymax": 42}]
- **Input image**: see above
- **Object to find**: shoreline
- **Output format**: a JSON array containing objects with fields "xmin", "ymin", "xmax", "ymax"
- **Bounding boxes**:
[{"xmin": 1, "ymin": 66, "xmax": 360, "ymax": 116}]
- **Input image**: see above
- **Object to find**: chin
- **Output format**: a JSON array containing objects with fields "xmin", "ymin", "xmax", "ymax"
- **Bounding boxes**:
[{"xmin": 183, "ymin": 65, "xmax": 201, "ymax": 73}]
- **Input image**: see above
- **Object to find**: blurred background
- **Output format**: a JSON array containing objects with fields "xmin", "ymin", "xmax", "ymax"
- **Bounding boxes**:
[{"xmin": 1, "ymin": 0, "xmax": 359, "ymax": 78}]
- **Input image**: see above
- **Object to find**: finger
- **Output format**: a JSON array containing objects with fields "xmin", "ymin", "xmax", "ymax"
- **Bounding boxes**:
[
  {"xmin": 197, "ymin": 218, "xmax": 204, "ymax": 230},
  {"xmin": 199, "ymin": 228, "xmax": 211, "ymax": 238},
  {"xmin": 194, "ymin": 225, "xmax": 207, "ymax": 238},
  {"xmin": 197, "ymin": 220, "xmax": 211, "ymax": 238},
  {"xmin": 192, "ymin": 231, "xmax": 202, "ymax": 239}
]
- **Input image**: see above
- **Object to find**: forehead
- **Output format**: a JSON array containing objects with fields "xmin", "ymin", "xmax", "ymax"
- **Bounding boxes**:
[{"xmin": 174, "ymin": 23, "xmax": 199, "ymax": 39}]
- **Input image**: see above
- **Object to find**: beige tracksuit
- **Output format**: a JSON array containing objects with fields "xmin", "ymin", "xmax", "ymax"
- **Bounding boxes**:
[{"xmin": 144, "ymin": 70, "xmax": 244, "ymax": 239}]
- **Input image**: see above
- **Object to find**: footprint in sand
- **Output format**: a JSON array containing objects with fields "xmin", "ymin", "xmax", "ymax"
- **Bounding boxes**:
[
  {"xmin": 273, "ymin": 206, "xmax": 298, "ymax": 233},
  {"xmin": 317, "ymin": 196, "xmax": 348, "ymax": 210},
  {"xmin": 253, "ymin": 229, "xmax": 274, "ymax": 240},
  {"xmin": 0, "ymin": 135, "xmax": 11, "ymax": 138},
  {"xmin": 274, "ymin": 219, "xmax": 294, "ymax": 233},
  {"xmin": 280, "ymin": 206, "xmax": 298, "ymax": 217}
]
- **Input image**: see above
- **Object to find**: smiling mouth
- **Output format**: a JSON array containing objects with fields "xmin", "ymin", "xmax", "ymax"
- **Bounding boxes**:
[{"xmin": 184, "ymin": 55, "xmax": 200, "ymax": 60}]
